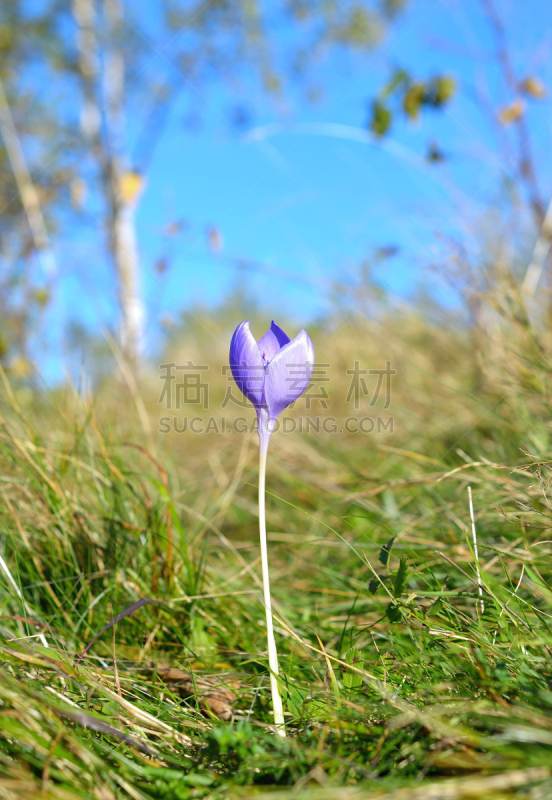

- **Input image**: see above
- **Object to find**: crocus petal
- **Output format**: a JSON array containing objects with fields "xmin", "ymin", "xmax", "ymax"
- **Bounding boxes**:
[
  {"xmin": 257, "ymin": 321, "xmax": 290, "ymax": 363},
  {"xmin": 229, "ymin": 321, "xmax": 265, "ymax": 408},
  {"xmin": 264, "ymin": 329, "xmax": 315, "ymax": 421}
]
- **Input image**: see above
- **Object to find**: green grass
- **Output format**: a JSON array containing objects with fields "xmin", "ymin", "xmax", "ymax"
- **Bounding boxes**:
[{"xmin": 2, "ymin": 302, "xmax": 552, "ymax": 798}]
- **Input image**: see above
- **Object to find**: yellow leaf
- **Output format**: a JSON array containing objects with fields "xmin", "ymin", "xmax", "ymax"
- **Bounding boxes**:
[
  {"xmin": 521, "ymin": 76, "xmax": 548, "ymax": 99},
  {"xmin": 403, "ymin": 83, "xmax": 424, "ymax": 120},
  {"xmin": 33, "ymin": 288, "xmax": 50, "ymax": 307},
  {"xmin": 498, "ymin": 99, "xmax": 525, "ymax": 125},
  {"xmin": 119, "ymin": 171, "xmax": 144, "ymax": 206}
]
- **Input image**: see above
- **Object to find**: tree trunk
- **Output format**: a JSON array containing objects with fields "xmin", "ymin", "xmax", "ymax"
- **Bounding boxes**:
[
  {"xmin": 73, "ymin": 0, "xmax": 144, "ymax": 370},
  {"xmin": 103, "ymin": 0, "xmax": 144, "ymax": 369},
  {"xmin": 110, "ymin": 196, "xmax": 143, "ymax": 371}
]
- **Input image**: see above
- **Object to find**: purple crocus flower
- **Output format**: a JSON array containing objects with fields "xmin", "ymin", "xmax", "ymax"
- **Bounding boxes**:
[
  {"xmin": 229, "ymin": 319, "xmax": 315, "ymax": 737},
  {"xmin": 230, "ymin": 320, "xmax": 315, "ymax": 441}
]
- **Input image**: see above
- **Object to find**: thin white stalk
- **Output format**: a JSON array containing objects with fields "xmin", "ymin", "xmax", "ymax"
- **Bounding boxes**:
[
  {"xmin": 468, "ymin": 486, "xmax": 484, "ymax": 615},
  {"xmin": 258, "ymin": 439, "xmax": 286, "ymax": 737}
]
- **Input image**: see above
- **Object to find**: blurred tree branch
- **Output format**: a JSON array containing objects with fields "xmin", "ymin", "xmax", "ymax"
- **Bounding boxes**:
[
  {"xmin": 480, "ymin": 0, "xmax": 552, "ymax": 300},
  {"xmin": 364, "ymin": 0, "xmax": 552, "ymax": 306},
  {"xmin": 0, "ymin": 76, "xmax": 56, "ymax": 279},
  {"xmin": 480, "ymin": 0, "xmax": 545, "ymax": 225}
]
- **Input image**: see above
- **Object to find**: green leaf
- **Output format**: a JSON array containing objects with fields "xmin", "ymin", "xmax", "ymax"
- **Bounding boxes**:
[
  {"xmin": 432, "ymin": 75, "xmax": 456, "ymax": 106},
  {"xmin": 287, "ymin": 684, "xmax": 308, "ymax": 718},
  {"xmin": 370, "ymin": 99, "xmax": 392, "ymax": 136},
  {"xmin": 342, "ymin": 648, "xmax": 364, "ymax": 689},
  {"xmin": 386, "ymin": 604, "xmax": 402, "ymax": 623},
  {"xmin": 382, "ymin": 67, "xmax": 410, "ymax": 97},
  {"xmin": 369, "ymin": 576, "xmax": 381, "ymax": 595},
  {"xmin": 379, "ymin": 536, "xmax": 395, "ymax": 567},
  {"xmin": 403, "ymin": 83, "xmax": 424, "ymax": 119},
  {"xmin": 393, "ymin": 557, "xmax": 408, "ymax": 597}
]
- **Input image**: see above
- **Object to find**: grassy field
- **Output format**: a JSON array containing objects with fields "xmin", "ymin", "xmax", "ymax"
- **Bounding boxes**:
[{"xmin": 2, "ymin": 292, "xmax": 552, "ymax": 799}]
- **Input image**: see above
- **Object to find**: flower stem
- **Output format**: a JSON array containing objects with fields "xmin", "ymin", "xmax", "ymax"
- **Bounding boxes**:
[{"xmin": 258, "ymin": 436, "xmax": 286, "ymax": 737}]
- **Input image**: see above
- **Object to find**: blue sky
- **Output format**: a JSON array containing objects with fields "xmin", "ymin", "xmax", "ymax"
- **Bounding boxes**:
[{"xmin": 39, "ymin": 0, "xmax": 552, "ymax": 378}]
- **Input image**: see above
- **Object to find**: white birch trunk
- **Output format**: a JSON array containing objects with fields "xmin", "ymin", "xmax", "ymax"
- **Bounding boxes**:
[
  {"xmin": 110, "ymin": 199, "xmax": 143, "ymax": 369},
  {"xmin": 103, "ymin": 0, "xmax": 144, "ymax": 370},
  {"xmin": 73, "ymin": 0, "xmax": 145, "ymax": 370}
]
